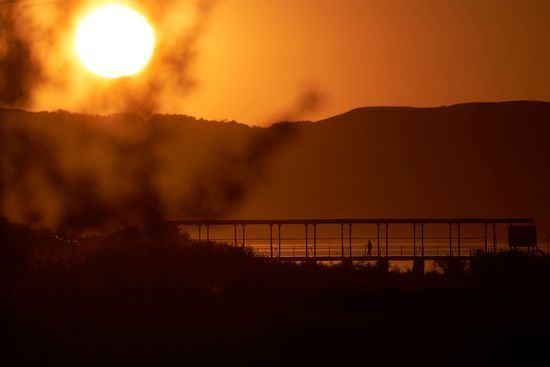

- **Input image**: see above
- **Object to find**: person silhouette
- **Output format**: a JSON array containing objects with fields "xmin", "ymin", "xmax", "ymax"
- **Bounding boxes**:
[{"xmin": 367, "ymin": 240, "xmax": 373, "ymax": 257}]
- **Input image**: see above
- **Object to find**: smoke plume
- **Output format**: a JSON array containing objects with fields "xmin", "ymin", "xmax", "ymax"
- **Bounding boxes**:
[
  {"xmin": 272, "ymin": 83, "xmax": 326, "ymax": 123},
  {"xmin": 0, "ymin": 109, "xmax": 300, "ymax": 231}
]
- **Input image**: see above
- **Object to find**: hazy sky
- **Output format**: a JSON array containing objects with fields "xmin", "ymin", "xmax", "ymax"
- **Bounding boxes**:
[{"xmin": 181, "ymin": 0, "xmax": 550, "ymax": 124}]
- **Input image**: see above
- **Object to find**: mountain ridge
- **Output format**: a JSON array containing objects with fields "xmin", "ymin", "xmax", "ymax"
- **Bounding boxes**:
[
  {"xmin": 3, "ymin": 100, "xmax": 550, "ymax": 126},
  {"xmin": 316, "ymin": 100, "xmax": 550, "ymax": 125}
]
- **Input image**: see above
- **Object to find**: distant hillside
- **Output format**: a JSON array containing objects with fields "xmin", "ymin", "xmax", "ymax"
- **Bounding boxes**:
[
  {"xmin": 2, "ymin": 102, "xmax": 550, "ymax": 237},
  {"xmin": 237, "ymin": 101, "xmax": 550, "ymax": 236}
]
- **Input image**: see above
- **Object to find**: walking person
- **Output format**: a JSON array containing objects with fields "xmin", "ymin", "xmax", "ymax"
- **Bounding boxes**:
[{"xmin": 367, "ymin": 239, "xmax": 373, "ymax": 257}]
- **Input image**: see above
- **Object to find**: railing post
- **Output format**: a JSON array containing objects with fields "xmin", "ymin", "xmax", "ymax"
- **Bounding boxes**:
[
  {"xmin": 234, "ymin": 224, "xmax": 237, "ymax": 247},
  {"xmin": 198, "ymin": 224, "xmax": 201, "ymax": 243},
  {"xmin": 206, "ymin": 224, "xmax": 210, "ymax": 243}
]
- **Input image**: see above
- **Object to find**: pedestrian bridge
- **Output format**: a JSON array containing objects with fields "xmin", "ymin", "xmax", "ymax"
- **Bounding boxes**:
[{"xmin": 167, "ymin": 218, "xmax": 536, "ymax": 261}]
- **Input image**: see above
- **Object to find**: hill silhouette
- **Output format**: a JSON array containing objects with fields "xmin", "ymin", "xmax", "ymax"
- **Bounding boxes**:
[{"xmin": 1, "ymin": 101, "xmax": 550, "ymax": 237}]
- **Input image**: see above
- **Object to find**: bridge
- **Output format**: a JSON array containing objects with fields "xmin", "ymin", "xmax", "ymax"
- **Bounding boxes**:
[{"xmin": 168, "ymin": 218, "xmax": 537, "ymax": 264}]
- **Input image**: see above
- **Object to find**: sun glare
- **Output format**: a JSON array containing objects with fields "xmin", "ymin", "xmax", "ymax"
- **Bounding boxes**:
[{"xmin": 76, "ymin": 5, "xmax": 155, "ymax": 78}]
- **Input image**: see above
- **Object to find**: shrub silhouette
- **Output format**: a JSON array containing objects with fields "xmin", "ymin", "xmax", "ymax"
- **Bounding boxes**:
[{"xmin": 2, "ymin": 218, "xmax": 550, "ymax": 365}]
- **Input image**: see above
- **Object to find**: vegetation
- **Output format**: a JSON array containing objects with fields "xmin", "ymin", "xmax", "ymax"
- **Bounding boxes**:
[{"xmin": 1, "ymin": 218, "xmax": 549, "ymax": 365}]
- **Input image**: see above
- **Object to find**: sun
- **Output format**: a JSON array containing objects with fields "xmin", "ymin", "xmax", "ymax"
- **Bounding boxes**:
[{"xmin": 76, "ymin": 5, "xmax": 155, "ymax": 78}]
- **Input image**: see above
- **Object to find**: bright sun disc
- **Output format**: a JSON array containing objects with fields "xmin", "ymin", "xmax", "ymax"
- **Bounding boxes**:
[{"xmin": 76, "ymin": 5, "xmax": 155, "ymax": 78}]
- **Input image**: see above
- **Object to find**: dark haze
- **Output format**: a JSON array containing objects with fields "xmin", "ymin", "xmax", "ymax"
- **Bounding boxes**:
[
  {"xmin": 0, "ymin": 109, "xmax": 299, "ymax": 230},
  {"xmin": 0, "ymin": 3, "xmax": 42, "ymax": 105},
  {"xmin": 0, "ymin": 0, "xmax": 305, "ymax": 230}
]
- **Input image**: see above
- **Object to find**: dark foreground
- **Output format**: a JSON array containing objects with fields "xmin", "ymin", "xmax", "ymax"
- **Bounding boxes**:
[{"xmin": 1, "ymin": 221, "xmax": 549, "ymax": 366}]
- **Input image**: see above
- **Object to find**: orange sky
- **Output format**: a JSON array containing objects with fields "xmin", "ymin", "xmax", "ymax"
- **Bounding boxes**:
[{"xmin": 181, "ymin": 0, "xmax": 550, "ymax": 124}]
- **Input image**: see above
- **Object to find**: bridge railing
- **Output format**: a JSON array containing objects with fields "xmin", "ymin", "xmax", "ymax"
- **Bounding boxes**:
[
  {"xmin": 203, "ymin": 237, "xmax": 491, "ymax": 258},
  {"xmin": 249, "ymin": 245, "xmax": 488, "ymax": 258}
]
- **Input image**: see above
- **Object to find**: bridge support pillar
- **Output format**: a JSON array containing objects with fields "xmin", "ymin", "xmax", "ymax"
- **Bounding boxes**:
[
  {"xmin": 449, "ymin": 223, "xmax": 453, "ymax": 256},
  {"xmin": 313, "ymin": 224, "xmax": 317, "ymax": 258},
  {"xmin": 340, "ymin": 224, "xmax": 344, "ymax": 259},
  {"xmin": 269, "ymin": 224, "xmax": 273, "ymax": 258},
  {"xmin": 457, "ymin": 223, "xmax": 461, "ymax": 257},
  {"xmin": 278, "ymin": 224, "xmax": 282, "ymax": 257},
  {"xmin": 484, "ymin": 223, "xmax": 488, "ymax": 252},
  {"xmin": 413, "ymin": 223, "xmax": 416, "ymax": 257},
  {"xmin": 421, "ymin": 223, "xmax": 424, "ymax": 257},
  {"xmin": 377, "ymin": 224, "xmax": 380, "ymax": 257},
  {"xmin": 349, "ymin": 223, "xmax": 353, "ymax": 257},
  {"xmin": 305, "ymin": 224, "xmax": 308, "ymax": 258},
  {"xmin": 493, "ymin": 223, "xmax": 497, "ymax": 253},
  {"xmin": 385, "ymin": 223, "xmax": 389, "ymax": 257}
]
